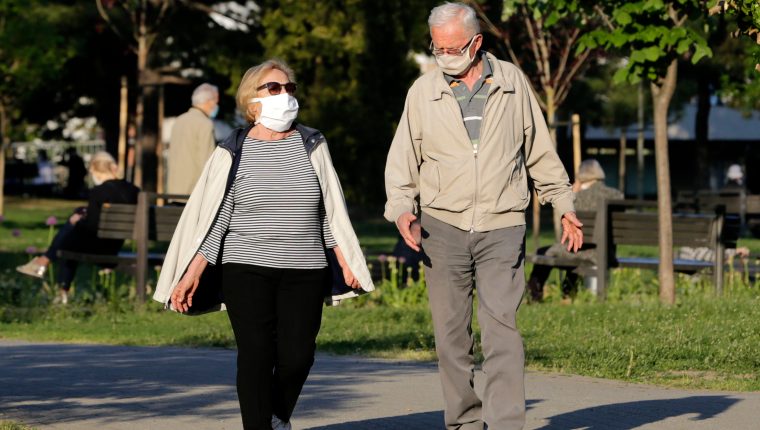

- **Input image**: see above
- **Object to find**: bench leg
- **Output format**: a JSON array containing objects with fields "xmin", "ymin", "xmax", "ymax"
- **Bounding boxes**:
[
  {"xmin": 135, "ymin": 192, "xmax": 149, "ymax": 303},
  {"xmin": 715, "ymin": 245, "xmax": 724, "ymax": 295}
]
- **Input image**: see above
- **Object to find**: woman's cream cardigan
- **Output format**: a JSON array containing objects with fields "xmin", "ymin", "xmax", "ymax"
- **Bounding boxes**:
[{"xmin": 153, "ymin": 124, "xmax": 374, "ymax": 313}]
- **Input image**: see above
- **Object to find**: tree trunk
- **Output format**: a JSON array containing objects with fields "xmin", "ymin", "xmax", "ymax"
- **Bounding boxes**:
[
  {"xmin": 545, "ymin": 90, "xmax": 563, "ymax": 242},
  {"xmin": 695, "ymin": 71, "xmax": 711, "ymax": 190},
  {"xmin": 0, "ymin": 101, "xmax": 8, "ymax": 217},
  {"xmin": 134, "ymin": 7, "xmax": 147, "ymax": 189},
  {"xmin": 619, "ymin": 131, "xmax": 627, "ymax": 194},
  {"xmin": 134, "ymin": 3, "xmax": 159, "ymax": 191},
  {"xmin": 651, "ymin": 59, "xmax": 678, "ymax": 306},
  {"xmin": 637, "ymin": 82, "xmax": 645, "ymax": 200}
]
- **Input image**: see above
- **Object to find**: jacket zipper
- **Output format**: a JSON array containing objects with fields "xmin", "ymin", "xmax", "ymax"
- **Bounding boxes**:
[
  {"xmin": 470, "ymin": 143, "xmax": 478, "ymax": 233},
  {"xmin": 470, "ymin": 78, "xmax": 494, "ymax": 233}
]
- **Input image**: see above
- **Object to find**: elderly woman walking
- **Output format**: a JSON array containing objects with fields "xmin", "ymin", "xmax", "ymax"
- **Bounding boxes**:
[{"xmin": 153, "ymin": 59, "xmax": 373, "ymax": 430}]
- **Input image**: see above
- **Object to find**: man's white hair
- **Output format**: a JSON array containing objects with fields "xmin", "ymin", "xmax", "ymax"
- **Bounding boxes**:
[
  {"xmin": 428, "ymin": 2, "xmax": 480, "ymax": 36},
  {"xmin": 191, "ymin": 83, "xmax": 219, "ymax": 106}
]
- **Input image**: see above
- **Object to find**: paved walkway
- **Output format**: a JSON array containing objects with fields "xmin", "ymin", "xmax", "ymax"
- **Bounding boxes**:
[{"xmin": 1, "ymin": 340, "xmax": 758, "ymax": 429}]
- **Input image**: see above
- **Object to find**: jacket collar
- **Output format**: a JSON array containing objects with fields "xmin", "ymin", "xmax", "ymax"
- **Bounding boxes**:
[
  {"xmin": 219, "ymin": 123, "xmax": 324, "ymax": 156},
  {"xmin": 430, "ymin": 51, "xmax": 515, "ymax": 101}
]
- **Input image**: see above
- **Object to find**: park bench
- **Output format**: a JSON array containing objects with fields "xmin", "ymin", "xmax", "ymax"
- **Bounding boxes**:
[
  {"xmin": 57, "ymin": 192, "xmax": 186, "ymax": 301},
  {"xmin": 676, "ymin": 190, "xmax": 760, "ymax": 236},
  {"xmin": 528, "ymin": 200, "xmax": 738, "ymax": 299}
]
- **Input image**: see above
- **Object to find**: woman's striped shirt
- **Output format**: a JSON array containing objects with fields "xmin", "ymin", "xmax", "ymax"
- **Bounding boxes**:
[{"xmin": 198, "ymin": 131, "xmax": 337, "ymax": 269}]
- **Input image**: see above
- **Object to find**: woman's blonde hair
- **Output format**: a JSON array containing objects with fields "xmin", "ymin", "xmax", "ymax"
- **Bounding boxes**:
[
  {"xmin": 236, "ymin": 59, "xmax": 296, "ymax": 124},
  {"xmin": 89, "ymin": 151, "xmax": 118, "ymax": 177}
]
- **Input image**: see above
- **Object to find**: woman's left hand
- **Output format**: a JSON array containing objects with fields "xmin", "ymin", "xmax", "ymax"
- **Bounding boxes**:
[
  {"xmin": 342, "ymin": 264, "xmax": 360, "ymax": 289},
  {"xmin": 334, "ymin": 246, "xmax": 360, "ymax": 289}
]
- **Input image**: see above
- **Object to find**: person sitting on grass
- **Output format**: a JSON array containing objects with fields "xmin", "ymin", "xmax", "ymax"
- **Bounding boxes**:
[{"xmin": 16, "ymin": 151, "xmax": 139, "ymax": 304}]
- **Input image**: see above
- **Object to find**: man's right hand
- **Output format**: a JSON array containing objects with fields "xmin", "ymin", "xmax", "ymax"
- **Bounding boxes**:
[{"xmin": 396, "ymin": 212, "xmax": 420, "ymax": 252}]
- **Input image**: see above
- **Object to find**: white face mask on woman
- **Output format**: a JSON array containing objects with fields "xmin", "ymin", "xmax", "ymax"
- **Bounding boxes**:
[{"xmin": 250, "ymin": 93, "xmax": 299, "ymax": 132}]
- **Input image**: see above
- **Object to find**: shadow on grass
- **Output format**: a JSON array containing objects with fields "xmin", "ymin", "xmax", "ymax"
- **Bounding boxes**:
[{"xmin": 317, "ymin": 333, "xmax": 436, "ymax": 356}]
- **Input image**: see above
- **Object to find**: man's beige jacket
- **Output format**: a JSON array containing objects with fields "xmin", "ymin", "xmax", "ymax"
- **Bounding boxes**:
[
  {"xmin": 154, "ymin": 125, "xmax": 374, "ymax": 312},
  {"xmin": 385, "ymin": 52, "xmax": 574, "ymax": 232}
]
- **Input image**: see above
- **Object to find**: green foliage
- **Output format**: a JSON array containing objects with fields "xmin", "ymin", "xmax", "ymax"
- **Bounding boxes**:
[
  {"xmin": 354, "ymin": 257, "xmax": 428, "ymax": 308},
  {"xmin": 0, "ymin": 0, "xmax": 78, "ymax": 139},
  {"xmin": 501, "ymin": 0, "xmax": 584, "ymax": 25},
  {"xmin": 713, "ymin": 33, "xmax": 760, "ymax": 112},
  {"xmin": 2, "ymin": 286, "xmax": 760, "ymax": 390},
  {"xmin": 477, "ymin": 0, "xmax": 602, "ymax": 114},
  {"xmin": 520, "ymin": 294, "xmax": 760, "ymax": 390},
  {"xmin": 578, "ymin": 0, "xmax": 714, "ymax": 84},
  {"xmin": 0, "ymin": 421, "xmax": 36, "ymax": 430},
  {"xmin": 712, "ymin": 0, "xmax": 760, "ymax": 37},
  {"xmin": 4, "ymin": 197, "xmax": 760, "ymax": 390},
  {"xmin": 257, "ymin": 0, "xmax": 435, "ymax": 205}
]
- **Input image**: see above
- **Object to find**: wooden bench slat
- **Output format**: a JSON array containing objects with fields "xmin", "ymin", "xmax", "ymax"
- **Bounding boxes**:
[
  {"xmin": 60, "ymin": 192, "xmax": 191, "ymax": 304},
  {"xmin": 98, "ymin": 231, "xmax": 134, "ymax": 240},
  {"xmin": 616, "ymin": 257, "xmax": 713, "ymax": 273},
  {"xmin": 100, "ymin": 213, "xmax": 137, "ymax": 222},
  {"xmin": 99, "ymin": 221, "xmax": 136, "ymax": 231},
  {"xmin": 527, "ymin": 199, "xmax": 738, "ymax": 300}
]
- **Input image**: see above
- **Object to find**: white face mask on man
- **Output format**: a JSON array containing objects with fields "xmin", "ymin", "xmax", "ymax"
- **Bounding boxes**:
[
  {"xmin": 250, "ymin": 93, "xmax": 299, "ymax": 132},
  {"xmin": 434, "ymin": 36, "xmax": 477, "ymax": 76}
]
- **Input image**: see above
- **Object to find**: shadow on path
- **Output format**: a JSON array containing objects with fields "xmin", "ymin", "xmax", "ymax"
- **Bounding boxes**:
[
  {"xmin": 0, "ymin": 342, "xmax": 436, "ymax": 426},
  {"xmin": 303, "ymin": 400, "xmax": 544, "ymax": 429},
  {"xmin": 536, "ymin": 396, "xmax": 740, "ymax": 430}
]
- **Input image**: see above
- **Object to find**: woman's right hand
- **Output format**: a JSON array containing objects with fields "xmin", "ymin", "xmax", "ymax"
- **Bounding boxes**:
[
  {"xmin": 171, "ymin": 254, "xmax": 208, "ymax": 313},
  {"xmin": 171, "ymin": 272, "xmax": 200, "ymax": 313}
]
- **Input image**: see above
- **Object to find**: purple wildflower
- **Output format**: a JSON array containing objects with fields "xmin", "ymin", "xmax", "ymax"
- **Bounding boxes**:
[
  {"xmin": 46, "ymin": 216, "xmax": 58, "ymax": 226},
  {"xmin": 378, "ymin": 254, "xmax": 388, "ymax": 263},
  {"xmin": 25, "ymin": 246, "xmax": 37, "ymax": 254},
  {"xmin": 12, "ymin": 229, "xmax": 21, "ymax": 237},
  {"xmin": 398, "ymin": 256, "xmax": 407, "ymax": 265}
]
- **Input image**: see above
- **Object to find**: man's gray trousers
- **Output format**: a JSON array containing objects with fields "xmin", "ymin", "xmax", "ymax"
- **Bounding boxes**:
[{"xmin": 421, "ymin": 214, "xmax": 526, "ymax": 430}]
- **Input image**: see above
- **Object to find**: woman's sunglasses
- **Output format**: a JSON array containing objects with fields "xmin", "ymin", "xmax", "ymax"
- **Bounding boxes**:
[{"xmin": 256, "ymin": 81, "xmax": 297, "ymax": 95}]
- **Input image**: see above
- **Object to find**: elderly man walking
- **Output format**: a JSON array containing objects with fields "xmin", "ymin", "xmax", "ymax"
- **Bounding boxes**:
[
  {"xmin": 167, "ymin": 83, "xmax": 219, "ymax": 196},
  {"xmin": 384, "ymin": 3, "xmax": 583, "ymax": 429}
]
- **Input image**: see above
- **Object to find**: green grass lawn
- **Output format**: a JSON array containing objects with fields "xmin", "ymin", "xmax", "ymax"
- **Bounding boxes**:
[
  {"xmin": 0, "ymin": 197, "xmax": 84, "ymax": 254},
  {"xmin": 0, "ymin": 421, "xmax": 36, "ymax": 430},
  {"xmin": 2, "ymin": 197, "xmax": 760, "ymax": 392},
  {"xmin": 2, "ymin": 290, "xmax": 758, "ymax": 391},
  {"xmin": 0, "ymin": 421, "xmax": 34, "ymax": 430}
]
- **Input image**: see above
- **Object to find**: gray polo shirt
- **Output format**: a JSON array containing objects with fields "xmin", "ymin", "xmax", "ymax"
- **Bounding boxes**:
[{"xmin": 444, "ymin": 51, "xmax": 493, "ymax": 152}]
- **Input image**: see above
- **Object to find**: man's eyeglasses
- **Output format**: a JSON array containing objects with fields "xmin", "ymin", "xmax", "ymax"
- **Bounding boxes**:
[
  {"xmin": 429, "ymin": 34, "xmax": 478, "ymax": 57},
  {"xmin": 257, "ymin": 81, "xmax": 297, "ymax": 95}
]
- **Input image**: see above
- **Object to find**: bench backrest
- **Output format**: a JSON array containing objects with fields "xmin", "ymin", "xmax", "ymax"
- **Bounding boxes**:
[
  {"xmin": 610, "ymin": 211, "xmax": 715, "ymax": 248},
  {"xmin": 98, "ymin": 193, "xmax": 188, "ymax": 243},
  {"xmin": 603, "ymin": 200, "xmax": 737, "ymax": 250},
  {"xmin": 676, "ymin": 190, "xmax": 760, "ymax": 216},
  {"xmin": 575, "ymin": 211, "xmax": 597, "ymax": 244},
  {"xmin": 149, "ymin": 206, "xmax": 183, "ymax": 241},
  {"xmin": 98, "ymin": 203, "xmax": 138, "ymax": 240}
]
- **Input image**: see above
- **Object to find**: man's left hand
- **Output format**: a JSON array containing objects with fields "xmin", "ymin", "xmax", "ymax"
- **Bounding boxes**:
[{"xmin": 561, "ymin": 212, "xmax": 584, "ymax": 253}]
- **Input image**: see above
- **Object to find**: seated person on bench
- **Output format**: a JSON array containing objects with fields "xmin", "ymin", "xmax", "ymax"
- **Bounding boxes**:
[
  {"xmin": 17, "ymin": 152, "xmax": 139, "ymax": 303},
  {"xmin": 527, "ymin": 159, "xmax": 623, "ymax": 302}
]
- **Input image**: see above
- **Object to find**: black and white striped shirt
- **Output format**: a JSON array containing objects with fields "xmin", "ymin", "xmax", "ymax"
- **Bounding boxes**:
[{"xmin": 198, "ymin": 131, "xmax": 337, "ymax": 269}]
